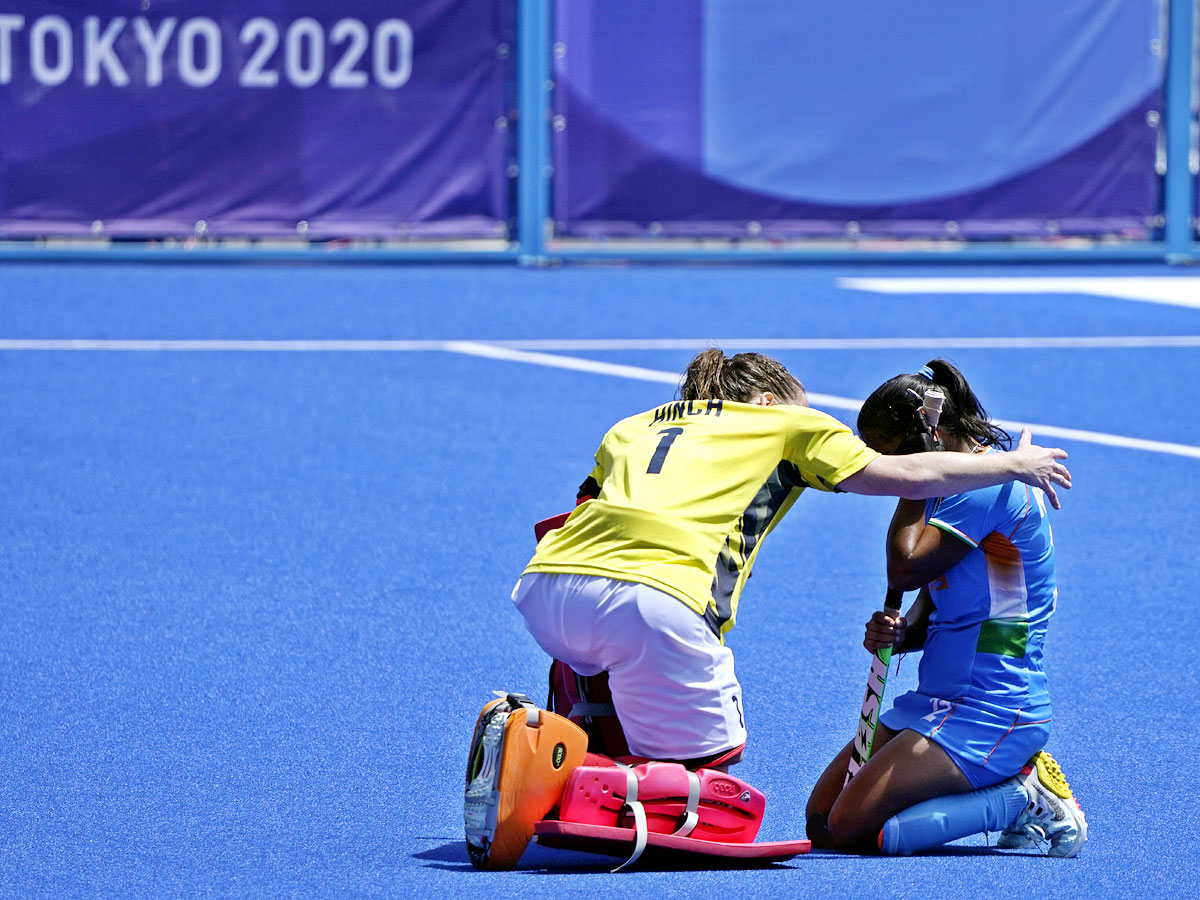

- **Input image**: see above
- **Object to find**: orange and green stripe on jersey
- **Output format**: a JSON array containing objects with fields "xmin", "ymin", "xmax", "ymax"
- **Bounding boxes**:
[{"xmin": 917, "ymin": 470, "xmax": 1056, "ymax": 708}]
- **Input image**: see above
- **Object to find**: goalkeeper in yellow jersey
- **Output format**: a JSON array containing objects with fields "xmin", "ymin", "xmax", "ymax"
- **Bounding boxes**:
[{"xmin": 515, "ymin": 347, "xmax": 1071, "ymax": 769}]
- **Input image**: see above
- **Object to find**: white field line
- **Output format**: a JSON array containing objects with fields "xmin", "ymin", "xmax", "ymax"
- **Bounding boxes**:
[
  {"xmin": 0, "ymin": 339, "xmax": 453, "ymax": 351},
  {"xmin": 481, "ymin": 336, "xmax": 1200, "ymax": 350},
  {"xmin": 441, "ymin": 343, "xmax": 1200, "ymax": 460},
  {"xmin": 443, "ymin": 340, "xmax": 859, "ymax": 410},
  {"xmin": 2, "ymin": 335, "xmax": 1198, "ymax": 352},
  {"xmin": 838, "ymin": 276, "xmax": 1200, "ymax": 310},
  {"xmin": 441, "ymin": 340, "xmax": 683, "ymax": 385},
  {"xmin": 987, "ymin": 421, "xmax": 1200, "ymax": 459},
  {"xmin": 1, "ymin": 337, "xmax": 1197, "ymax": 458}
]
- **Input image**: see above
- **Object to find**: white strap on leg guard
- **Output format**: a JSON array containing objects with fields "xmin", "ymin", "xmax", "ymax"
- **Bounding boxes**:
[
  {"xmin": 611, "ymin": 764, "xmax": 649, "ymax": 873},
  {"xmin": 493, "ymin": 689, "xmax": 541, "ymax": 725},
  {"xmin": 672, "ymin": 769, "xmax": 701, "ymax": 838}
]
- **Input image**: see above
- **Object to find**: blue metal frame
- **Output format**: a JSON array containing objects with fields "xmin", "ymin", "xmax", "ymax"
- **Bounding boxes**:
[
  {"xmin": 547, "ymin": 243, "xmax": 1171, "ymax": 264},
  {"xmin": 516, "ymin": 0, "xmax": 552, "ymax": 265},
  {"xmin": 1, "ymin": 0, "xmax": 1195, "ymax": 266},
  {"xmin": 1163, "ymin": 0, "xmax": 1197, "ymax": 262}
]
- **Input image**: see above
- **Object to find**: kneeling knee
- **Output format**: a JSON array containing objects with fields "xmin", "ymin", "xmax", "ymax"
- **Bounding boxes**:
[
  {"xmin": 805, "ymin": 811, "xmax": 834, "ymax": 849},
  {"xmin": 825, "ymin": 809, "xmax": 882, "ymax": 854}
]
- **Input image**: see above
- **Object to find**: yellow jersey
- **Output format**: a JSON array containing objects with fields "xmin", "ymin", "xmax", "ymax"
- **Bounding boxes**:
[{"xmin": 523, "ymin": 398, "xmax": 878, "ymax": 636}]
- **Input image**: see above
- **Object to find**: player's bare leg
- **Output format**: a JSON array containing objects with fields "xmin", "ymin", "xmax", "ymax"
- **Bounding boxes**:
[
  {"xmin": 808, "ymin": 725, "xmax": 972, "ymax": 853},
  {"xmin": 806, "ymin": 722, "xmax": 900, "ymax": 846}
]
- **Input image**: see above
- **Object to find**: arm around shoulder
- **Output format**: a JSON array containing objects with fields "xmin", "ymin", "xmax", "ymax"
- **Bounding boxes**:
[{"xmin": 837, "ymin": 429, "xmax": 1070, "ymax": 508}]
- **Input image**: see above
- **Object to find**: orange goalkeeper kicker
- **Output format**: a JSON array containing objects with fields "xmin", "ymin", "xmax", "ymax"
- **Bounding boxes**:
[{"xmin": 464, "ymin": 693, "xmax": 588, "ymax": 869}]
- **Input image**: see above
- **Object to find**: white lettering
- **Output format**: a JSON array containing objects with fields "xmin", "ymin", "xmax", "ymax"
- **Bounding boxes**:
[
  {"xmin": 285, "ymin": 18, "xmax": 322, "ymax": 88},
  {"xmin": 133, "ymin": 17, "xmax": 176, "ymax": 87},
  {"xmin": 4, "ymin": 15, "xmax": 415, "ymax": 90},
  {"xmin": 0, "ymin": 15, "xmax": 25, "ymax": 84},
  {"xmin": 84, "ymin": 16, "xmax": 129, "ymax": 87},
  {"xmin": 373, "ymin": 19, "xmax": 412, "ymax": 89},
  {"xmin": 178, "ymin": 17, "xmax": 221, "ymax": 87},
  {"xmin": 921, "ymin": 697, "xmax": 953, "ymax": 723},
  {"xmin": 239, "ymin": 18, "xmax": 278, "ymax": 88},
  {"xmin": 329, "ymin": 18, "xmax": 368, "ymax": 88},
  {"xmin": 30, "ymin": 15, "xmax": 71, "ymax": 87}
]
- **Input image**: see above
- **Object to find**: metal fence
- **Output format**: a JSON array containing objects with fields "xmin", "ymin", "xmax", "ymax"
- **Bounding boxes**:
[{"xmin": 2, "ymin": 0, "xmax": 1197, "ymax": 264}]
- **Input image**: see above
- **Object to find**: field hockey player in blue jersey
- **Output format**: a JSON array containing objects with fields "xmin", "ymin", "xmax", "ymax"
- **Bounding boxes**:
[{"xmin": 805, "ymin": 360, "xmax": 1088, "ymax": 858}]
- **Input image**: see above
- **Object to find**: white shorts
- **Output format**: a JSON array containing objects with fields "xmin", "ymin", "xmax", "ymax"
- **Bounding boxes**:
[{"xmin": 512, "ymin": 572, "xmax": 746, "ymax": 760}]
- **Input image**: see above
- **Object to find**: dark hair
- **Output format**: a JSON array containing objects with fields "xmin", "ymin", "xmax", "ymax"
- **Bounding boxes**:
[
  {"xmin": 678, "ymin": 348, "xmax": 805, "ymax": 404},
  {"xmin": 856, "ymin": 359, "xmax": 1011, "ymax": 453}
]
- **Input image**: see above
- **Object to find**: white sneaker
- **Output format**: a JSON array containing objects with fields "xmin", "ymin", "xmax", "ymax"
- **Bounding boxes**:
[{"xmin": 999, "ymin": 751, "xmax": 1088, "ymax": 858}]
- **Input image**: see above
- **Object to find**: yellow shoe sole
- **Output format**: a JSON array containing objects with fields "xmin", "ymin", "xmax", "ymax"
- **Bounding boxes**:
[{"xmin": 1030, "ymin": 751, "xmax": 1073, "ymax": 801}]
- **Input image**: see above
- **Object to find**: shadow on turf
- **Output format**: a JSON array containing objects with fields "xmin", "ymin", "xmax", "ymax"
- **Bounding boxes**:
[
  {"xmin": 416, "ymin": 839, "xmax": 1041, "ymax": 873},
  {"xmin": 417, "ymin": 840, "xmax": 821, "ymax": 873},
  {"xmin": 415, "ymin": 840, "xmax": 620, "ymax": 873},
  {"xmin": 412, "ymin": 840, "xmax": 474, "ymax": 871}
]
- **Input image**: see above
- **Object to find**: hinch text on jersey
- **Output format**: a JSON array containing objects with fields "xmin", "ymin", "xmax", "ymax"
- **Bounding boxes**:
[{"xmin": 651, "ymin": 399, "xmax": 723, "ymax": 425}]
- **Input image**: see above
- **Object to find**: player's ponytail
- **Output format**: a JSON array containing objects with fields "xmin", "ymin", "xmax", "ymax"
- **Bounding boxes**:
[
  {"xmin": 679, "ymin": 348, "xmax": 727, "ymax": 401},
  {"xmin": 678, "ymin": 347, "xmax": 804, "ymax": 404},
  {"xmin": 858, "ymin": 359, "xmax": 1010, "ymax": 452},
  {"xmin": 921, "ymin": 359, "xmax": 1011, "ymax": 450}
]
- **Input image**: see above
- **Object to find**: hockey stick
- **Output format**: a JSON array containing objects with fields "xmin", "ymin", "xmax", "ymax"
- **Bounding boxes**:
[
  {"xmin": 844, "ymin": 587, "xmax": 903, "ymax": 784},
  {"xmin": 844, "ymin": 385, "xmax": 945, "ymax": 784}
]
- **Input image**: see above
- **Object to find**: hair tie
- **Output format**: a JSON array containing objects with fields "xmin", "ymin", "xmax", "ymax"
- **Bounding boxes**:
[{"xmin": 917, "ymin": 365, "xmax": 935, "ymax": 380}]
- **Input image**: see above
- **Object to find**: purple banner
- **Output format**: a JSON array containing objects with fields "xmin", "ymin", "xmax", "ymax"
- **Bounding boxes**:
[
  {"xmin": 553, "ymin": 1, "xmax": 1164, "ymax": 241},
  {"xmin": 0, "ymin": 1, "xmax": 514, "ymax": 239}
]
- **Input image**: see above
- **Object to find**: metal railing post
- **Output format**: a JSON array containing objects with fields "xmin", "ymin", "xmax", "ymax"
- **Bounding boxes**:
[
  {"xmin": 1164, "ymin": 0, "xmax": 1197, "ymax": 262},
  {"xmin": 517, "ymin": 0, "xmax": 552, "ymax": 265}
]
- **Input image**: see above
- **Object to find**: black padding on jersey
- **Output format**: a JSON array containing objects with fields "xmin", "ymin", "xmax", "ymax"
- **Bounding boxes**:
[
  {"xmin": 577, "ymin": 476, "xmax": 600, "ymax": 502},
  {"xmin": 778, "ymin": 460, "xmax": 807, "ymax": 488}
]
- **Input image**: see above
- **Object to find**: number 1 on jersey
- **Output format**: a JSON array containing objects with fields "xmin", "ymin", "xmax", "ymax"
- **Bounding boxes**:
[{"xmin": 647, "ymin": 427, "xmax": 684, "ymax": 474}]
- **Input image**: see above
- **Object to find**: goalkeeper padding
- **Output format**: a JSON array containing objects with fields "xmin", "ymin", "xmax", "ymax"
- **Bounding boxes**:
[
  {"xmin": 464, "ymin": 694, "xmax": 809, "ymax": 870},
  {"xmin": 464, "ymin": 693, "xmax": 588, "ymax": 869}
]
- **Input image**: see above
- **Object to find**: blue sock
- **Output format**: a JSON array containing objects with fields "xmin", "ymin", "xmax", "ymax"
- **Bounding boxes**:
[{"xmin": 879, "ymin": 780, "xmax": 1028, "ymax": 855}]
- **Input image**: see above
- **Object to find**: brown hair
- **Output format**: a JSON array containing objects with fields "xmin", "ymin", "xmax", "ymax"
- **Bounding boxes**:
[{"xmin": 678, "ymin": 348, "xmax": 805, "ymax": 404}]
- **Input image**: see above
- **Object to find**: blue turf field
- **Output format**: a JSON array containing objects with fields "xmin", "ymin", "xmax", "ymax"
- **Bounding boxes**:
[{"xmin": 1, "ymin": 262, "xmax": 1197, "ymax": 899}]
